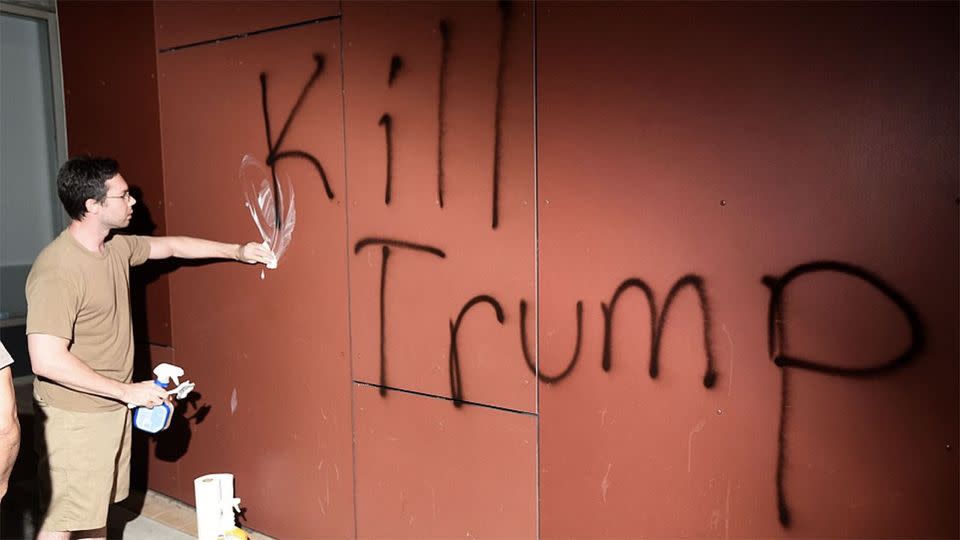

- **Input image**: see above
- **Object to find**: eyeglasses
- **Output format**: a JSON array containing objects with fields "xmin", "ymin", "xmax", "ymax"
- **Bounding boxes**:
[{"xmin": 103, "ymin": 192, "xmax": 134, "ymax": 203}]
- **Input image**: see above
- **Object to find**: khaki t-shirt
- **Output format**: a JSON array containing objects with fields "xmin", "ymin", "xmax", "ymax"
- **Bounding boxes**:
[{"xmin": 26, "ymin": 229, "xmax": 151, "ymax": 411}]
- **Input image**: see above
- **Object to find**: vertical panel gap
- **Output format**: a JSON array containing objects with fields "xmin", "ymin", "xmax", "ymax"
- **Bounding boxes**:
[
  {"xmin": 337, "ymin": 9, "xmax": 360, "ymax": 539},
  {"xmin": 533, "ymin": 2, "xmax": 541, "ymax": 539}
]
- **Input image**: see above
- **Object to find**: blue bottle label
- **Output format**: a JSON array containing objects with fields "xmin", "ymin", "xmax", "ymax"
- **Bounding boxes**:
[{"xmin": 133, "ymin": 403, "xmax": 172, "ymax": 433}]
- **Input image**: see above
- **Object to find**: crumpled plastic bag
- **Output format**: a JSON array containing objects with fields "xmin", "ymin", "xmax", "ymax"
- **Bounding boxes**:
[{"xmin": 240, "ymin": 154, "xmax": 295, "ymax": 270}]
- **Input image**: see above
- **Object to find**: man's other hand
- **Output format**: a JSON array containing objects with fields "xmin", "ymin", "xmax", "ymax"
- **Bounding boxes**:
[{"xmin": 122, "ymin": 381, "xmax": 170, "ymax": 408}]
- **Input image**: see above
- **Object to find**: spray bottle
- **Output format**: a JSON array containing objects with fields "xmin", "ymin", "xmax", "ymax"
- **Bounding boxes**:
[
  {"xmin": 130, "ymin": 363, "xmax": 195, "ymax": 433},
  {"xmin": 218, "ymin": 497, "xmax": 248, "ymax": 540}
]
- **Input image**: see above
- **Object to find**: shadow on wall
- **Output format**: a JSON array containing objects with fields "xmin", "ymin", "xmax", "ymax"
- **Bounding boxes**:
[
  {"xmin": 122, "ymin": 185, "xmax": 212, "ymax": 501},
  {"xmin": 155, "ymin": 392, "xmax": 211, "ymax": 463},
  {"xmin": 126, "ymin": 185, "xmax": 173, "ymax": 347}
]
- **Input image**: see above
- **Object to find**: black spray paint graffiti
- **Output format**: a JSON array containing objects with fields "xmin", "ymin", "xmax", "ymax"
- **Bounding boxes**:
[
  {"xmin": 380, "ymin": 56, "xmax": 404, "ymax": 205},
  {"xmin": 491, "ymin": 0, "xmax": 513, "ymax": 229},
  {"xmin": 379, "ymin": 4, "xmax": 513, "ymax": 219},
  {"xmin": 388, "ymin": 55, "xmax": 403, "ymax": 87},
  {"xmin": 451, "ymin": 282, "xmax": 715, "ymax": 403},
  {"xmin": 436, "ymin": 20, "xmax": 451, "ymax": 208},
  {"xmin": 763, "ymin": 261, "xmax": 924, "ymax": 528},
  {"xmin": 601, "ymin": 276, "xmax": 718, "ymax": 388},
  {"xmin": 354, "ymin": 237, "xmax": 446, "ymax": 396},
  {"xmin": 349, "ymin": 10, "xmax": 923, "ymax": 529},
  {"xmin": 448, "ymin": 295, "xmax": 505, "ymax": 406},
  {"xmin": 379, "ymin": 113, "xmax": 394, "ymax": 204},
  {"xmin": 259, "ymin": 53, "xmax": 334, "ymax": 228},
  {"xmin": 520, "ymin": 299, "xmax": 584, "ymax": 383},
  {"xmin": 353, "ymin": 238, "xmax": 924, "ymax": 528},
  {"xmin": 355, "ymin": 236, "xmax": 719, "ymax": 399}
]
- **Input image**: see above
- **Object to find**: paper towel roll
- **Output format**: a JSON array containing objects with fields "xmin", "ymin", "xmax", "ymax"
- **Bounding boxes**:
[{"xmin": 195, "ymin": 473, "xmax": 234, "ymax": 540}]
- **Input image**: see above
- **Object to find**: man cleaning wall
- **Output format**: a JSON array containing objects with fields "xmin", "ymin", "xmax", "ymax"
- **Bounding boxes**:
[{"xmin": 25, "ymin": 156, "xmax": 275, "ymax": 540}]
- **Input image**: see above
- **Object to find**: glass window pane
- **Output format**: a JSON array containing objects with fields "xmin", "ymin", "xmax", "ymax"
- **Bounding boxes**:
[{"xmin": 0, "ymin": 12, "xmax": 61, "ymax": 321}]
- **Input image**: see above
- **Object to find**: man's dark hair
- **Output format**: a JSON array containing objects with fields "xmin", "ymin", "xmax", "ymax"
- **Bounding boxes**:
[{"xmin": 56, "ymin": 156, "xmax": 119, "ymax": 220}]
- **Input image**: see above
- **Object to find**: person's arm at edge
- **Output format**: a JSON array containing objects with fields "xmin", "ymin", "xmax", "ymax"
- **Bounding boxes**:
[
  {"xmin": 27, "ymin": 334, "xmax": 167, "ymax": 409},
  {"xmin": 146, "ymin": 237, "xmax": 274, "ymax": 264},
  {"xmin": 0, "ymin": 366, "xmax": 19, "ymax": 501}
]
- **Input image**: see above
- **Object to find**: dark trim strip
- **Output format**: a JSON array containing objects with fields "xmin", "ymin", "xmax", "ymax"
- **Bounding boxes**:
[
  {"xmin": 159, "ymin": 15, "xmax": 341, "ymax": 53},
  {"xmin": 353, "ymin": 380, "xmax": 537, "ymax": 417}
]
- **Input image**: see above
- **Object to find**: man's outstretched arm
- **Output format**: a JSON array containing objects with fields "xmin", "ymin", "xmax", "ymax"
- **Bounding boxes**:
[{"xmin": 146, "ymin": 237, "xmax": 275, "ymax": 265}]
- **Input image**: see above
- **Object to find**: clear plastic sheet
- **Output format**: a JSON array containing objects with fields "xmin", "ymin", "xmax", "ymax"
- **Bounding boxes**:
[{"xmin": 240, "ymin": 154, "xmax": 295, "ymax": 270}]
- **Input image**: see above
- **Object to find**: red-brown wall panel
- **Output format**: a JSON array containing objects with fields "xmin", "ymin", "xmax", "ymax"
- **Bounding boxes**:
[
  {"xmin": 342, "ymin": 2, "xmax": 536, "ymax": 412},
  {"xmin": 155, "ymin": 20, "xmax": 353, "ymax": 538},
  {"xmin": 56, "ymin": 2, "xmax": 958, "ymax": 538},
  {"xmin": 154, "ymin": 0, "xmax": 339, "ymax": 50},
  {"xmin": 354, "ymin": 383, "xmax": 537, "ymax": 538},
  {"xmin": 343, "ymin": 4, "xmax": 539, "ymax": 536},
  {"xmin": 537, "ymin": 3, "xmax": 958, "ymax": 538},
  {"xmin": 57, "ymin": 0, "xmax": 171, "ymax": 346}
]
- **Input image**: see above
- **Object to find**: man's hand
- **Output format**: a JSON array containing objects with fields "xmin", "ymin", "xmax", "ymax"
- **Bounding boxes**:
[
  {"xmin": 236, "ymin": 241, "xmax": 277, "ymax": 266},
  {"xmin": 121, "ymin": 381, "xmax": 170, "ymax": 408}
]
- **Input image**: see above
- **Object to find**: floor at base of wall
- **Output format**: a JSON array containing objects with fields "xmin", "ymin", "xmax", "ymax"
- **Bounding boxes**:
[
  {"xmin": 2, "ymin": 487, "xmax": 274, "ymax": 540},
  {"xmin": 118, "ymin": 490, "xmax": 276, "ymax": 540}
]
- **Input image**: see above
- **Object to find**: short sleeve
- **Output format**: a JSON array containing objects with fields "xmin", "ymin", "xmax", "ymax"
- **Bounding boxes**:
[
  {"xmin": 25, "ymin": 275, "xmax": 79, "ymax": 341},
  {"xmin": 112, "ymin": 234, "xmax": 152, "ymax": 267},
  {"xmin": 127, "ymin": 235, "xmax": 152, "ymax": 266}
]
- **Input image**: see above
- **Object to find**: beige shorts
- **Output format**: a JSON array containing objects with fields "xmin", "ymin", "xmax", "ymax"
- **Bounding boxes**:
[{"xmin": 34, "ymin": 400, "xmax": 131, "ymax": 532}]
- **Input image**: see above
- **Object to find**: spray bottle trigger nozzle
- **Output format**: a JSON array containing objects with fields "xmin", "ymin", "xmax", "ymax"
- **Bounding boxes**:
[
  {"xmin": 168, "ymin": 381, "xmax": 195, "ymax": 400},
  {"xmin": 153, "ymin": 363, "xmax": 185, "ymax": 386}
]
